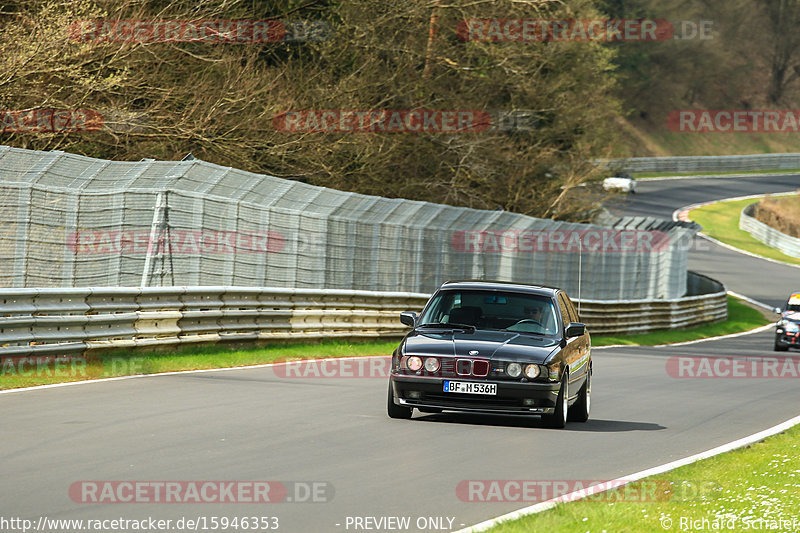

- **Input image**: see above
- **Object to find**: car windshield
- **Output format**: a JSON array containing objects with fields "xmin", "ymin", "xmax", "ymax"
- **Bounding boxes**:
[
  {"xmin": 786, "ymin": 294, "xmax": 800, "ymax": 313},
  {"xmin": 417, "ymin": 290, "xmax": 559, "ymax": 335}
]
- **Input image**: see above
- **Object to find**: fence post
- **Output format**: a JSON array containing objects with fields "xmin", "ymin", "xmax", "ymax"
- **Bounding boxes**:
[{"xmin": 141, "ymin": 191, "xmax": 166, "ymax": 288}]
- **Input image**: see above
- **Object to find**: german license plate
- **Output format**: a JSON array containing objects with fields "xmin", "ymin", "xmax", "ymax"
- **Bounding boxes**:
[{"xmin": 443, "ymin": 381, "xmax": 497, "ymax": 395}]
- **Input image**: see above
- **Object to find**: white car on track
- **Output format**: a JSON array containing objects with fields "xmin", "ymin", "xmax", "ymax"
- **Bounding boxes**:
[{"xmin": 603, "ymin": 174, "xmax": 637, "ymax": 193}]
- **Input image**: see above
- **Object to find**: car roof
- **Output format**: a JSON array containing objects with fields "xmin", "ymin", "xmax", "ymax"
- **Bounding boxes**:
[{"xmin": 439, "ymin": 280, "xmax": 560, "ymax": 297}]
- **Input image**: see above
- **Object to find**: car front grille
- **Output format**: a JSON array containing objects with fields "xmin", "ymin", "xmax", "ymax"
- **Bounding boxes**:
[
  {"xmin": 472, "ymin": 359, "xmax": 489, "ymax": 376},
  {"xmin": 407, "ymin": 357, "xmax": 506, "ymax": 378},
  {"xmin": 454, "ymin": 358, "xmax": 490, "ymax": 377}
]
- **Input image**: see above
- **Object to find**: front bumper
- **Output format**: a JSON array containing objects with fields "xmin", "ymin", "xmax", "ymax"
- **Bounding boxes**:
[
  {"xmin": 775, "ymin": 331, "xmax": 800, "ymax": 347},
  {"xmin": 390, "ymin": 374, "xmax": 562, "ymax": 415}
]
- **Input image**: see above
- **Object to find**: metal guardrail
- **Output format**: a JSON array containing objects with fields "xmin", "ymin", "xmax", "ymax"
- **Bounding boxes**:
[
  {"xmin": 740, "ymin": 203, "xmax": 800, "ymax": 258},
  {"xmin": 598, "ymin": 154, "xmax": 800, "ymax": 174},
  {"xmin": 0, "ymin": 287, "xmax": 427, "ymax": 357},
  {"xmin": 0, "ymin": 276, "xmax": 727, "ymax": 357},
  {"xmin": 579, "ymin": 272, "xmax": 727, "ymax": 335}
]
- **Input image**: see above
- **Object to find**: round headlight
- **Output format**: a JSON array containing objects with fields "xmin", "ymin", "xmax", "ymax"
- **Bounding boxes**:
[
  {"xmin": 507, "ymin": 363, "xmax": 522, "ymax": 378},
  {"xmin": 407, "ymin": 356, "xmax": 423, "ymax": 372},
  {"xmin": 525, "ymin": 364, "xmax": 540, "ymax": 379},
  {"xmin": 424, "ymin": 357, "xmax": 441, "ymax": 372}
]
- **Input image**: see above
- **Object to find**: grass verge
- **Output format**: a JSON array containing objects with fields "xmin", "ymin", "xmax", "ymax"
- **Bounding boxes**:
[
  {"xmin": 1, "ymin": 297, "xmax": 769, "ymax": 390},
  {"xmin": 481, "ymin": 422, "xmax": 800, "ymax": 533},
  {"xmin": 753, "ymin": 196, "xmax": 800, "ymax": 237},
  {"xmin": 0, "ymin": 340, "xmax": 399, "ymax": 390},
  {"xmin": 591, "ymin": 296, "xmax": 769, "ymax": 347},
  {"xmin": 689, "ymin": 194, "xmax": 800, "ymax": 267}
]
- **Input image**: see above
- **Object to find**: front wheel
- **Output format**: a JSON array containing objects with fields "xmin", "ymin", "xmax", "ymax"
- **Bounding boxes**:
[
  {"xmin": 568, "ymin": 367, "xmax": 590, "ymax": 423},
  {"xmin": 542, "ymin": 372, "xmax": 568, "ymax": 428},
  {"xmin": 774, "ymin": 342, "xmax": 789, "ymax": 352},
  {"xmin": 387, "ymin": 382, "xmax": 413, "ymax": 419}
]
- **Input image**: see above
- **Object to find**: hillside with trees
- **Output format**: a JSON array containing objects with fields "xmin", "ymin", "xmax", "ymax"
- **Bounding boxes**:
[
  {"xmin": 600, "ymin": 0, "xmax": 800, "ymax": 156},
  {"xmin": 1, "ymin": 0, "xmax": 798, "ymax": 220}
]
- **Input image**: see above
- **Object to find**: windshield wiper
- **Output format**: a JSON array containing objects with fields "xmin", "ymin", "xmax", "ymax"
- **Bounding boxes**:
[
  {"xmin": 417, "ymin": 322, "xmax": 476, "ymax": 332},
  {"xmin": 502, "ymin": 326, "xmax": 545, "ymax": 334}
]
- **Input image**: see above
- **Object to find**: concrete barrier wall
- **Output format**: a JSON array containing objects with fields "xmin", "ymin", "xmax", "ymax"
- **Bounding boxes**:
[
  {"xmin": 598, "ymin": 154, "xmax": 800, "ymax": 173},
  {"xmin": 740, "ymin": 203, "xmax": 800, "ymax": 258}
]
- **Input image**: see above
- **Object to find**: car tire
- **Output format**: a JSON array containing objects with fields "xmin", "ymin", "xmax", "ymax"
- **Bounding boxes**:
[
  {"xmin": 387, "ymin": 382, "xmax": 413, "ymax": 419},
  {"xmin": 774, "ymin": 340, "xmax": 789, "ymax": 352},
  {"xmin": 568, "ymin": 367, "xmax": 590, "ymax": 423},
  {"xmin": 543, "ymin": 371, "xmax": 568, "ymax": 428}
]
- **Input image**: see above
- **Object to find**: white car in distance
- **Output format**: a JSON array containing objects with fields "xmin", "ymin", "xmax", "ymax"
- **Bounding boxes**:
[{"xmin": 603, "ymin": 175, "xmax": 637, "ymax": 193}]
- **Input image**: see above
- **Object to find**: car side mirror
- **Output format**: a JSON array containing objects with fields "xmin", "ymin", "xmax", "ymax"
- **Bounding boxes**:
[
  {"xmin": 400, "ymin": 312, "xmax": 417, "ymax": 328},
  {"xmin": 774, "ymin": 307, "xmax": 782, "ymax": 315},
  {"xmin": 565, "ymin": 322, "xmax": 586, "ymax": 338}
]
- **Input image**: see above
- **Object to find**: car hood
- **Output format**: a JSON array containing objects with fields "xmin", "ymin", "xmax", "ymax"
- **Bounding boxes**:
[
  {"xmin": 402, "ymin": 329, "xmax": 559, "ymax": 363},
  {"xmin": 781, "ymin": 312, "xmax": 800, "ymax": 323}
]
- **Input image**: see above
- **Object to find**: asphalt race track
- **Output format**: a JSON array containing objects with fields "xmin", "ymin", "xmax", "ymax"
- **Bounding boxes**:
[
  {"xmin": 2, "ymin": 175, "xmax": 800, "ymax": 533},
  {"xmin": 609, "ymin": 174, "xmax": 800, "ymax": 308}
]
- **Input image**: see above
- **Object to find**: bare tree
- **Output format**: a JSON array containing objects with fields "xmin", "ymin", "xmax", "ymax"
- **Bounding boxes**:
[
  {"xmin": 756, "ymin": 0, "xmax": 800, "ymax": 103},
  {"xmin": 1, "ymin": 0, "xmax": 621, "ymax": 220}
]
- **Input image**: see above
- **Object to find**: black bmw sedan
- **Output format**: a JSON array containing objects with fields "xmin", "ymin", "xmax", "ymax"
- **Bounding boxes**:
[{"xmin": 387, "ymin": 280, "xmax": 591, "ymax": 428}]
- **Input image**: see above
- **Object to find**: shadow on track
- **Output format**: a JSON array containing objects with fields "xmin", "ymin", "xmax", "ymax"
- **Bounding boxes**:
[{"xmin": 413, "ymin": 412, "xmax": 666, "ymax": 432}]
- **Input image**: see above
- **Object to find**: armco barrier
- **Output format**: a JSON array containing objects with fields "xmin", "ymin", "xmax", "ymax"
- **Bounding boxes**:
[
  {"xmin": 740, "ymin": 203, "xmax": 800, "ymax": 258},
  {"xmin": 0, "ymin": 288, "xmax": 430, "ymax": 357},
  {"xmin": 598, "ymin": 154, "xmax": 800, "ymax": 174},
  {"xmin": 578, "ymin": 272, "xmax": 727, "ymax": 335},
  {"xmin": 0, "ymin": 275, "xmax": 726, "ymax": 357}
]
